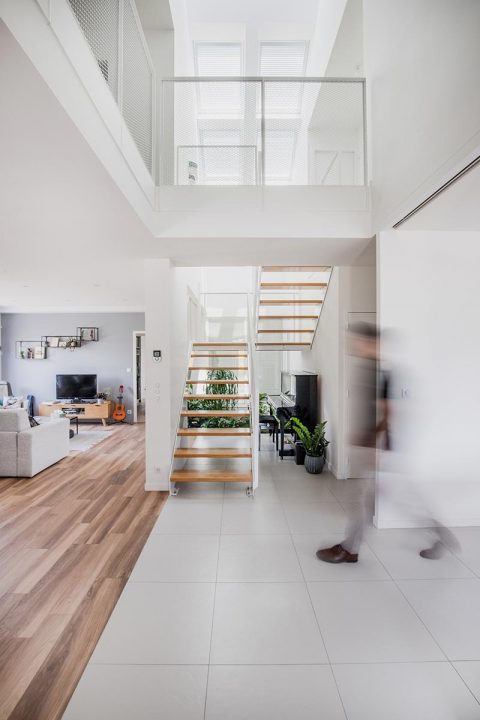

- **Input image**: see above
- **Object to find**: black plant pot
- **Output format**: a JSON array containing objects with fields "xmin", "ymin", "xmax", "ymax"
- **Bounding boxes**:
[
  {"xmin": 304, "ymin": 454, "xmax": 325, "ymax": 474},
  {"xmin": 295, "ymin": 442, "xmax": 306, "ymax": 466}
]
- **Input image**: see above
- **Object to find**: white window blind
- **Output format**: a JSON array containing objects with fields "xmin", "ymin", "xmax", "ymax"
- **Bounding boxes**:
[
  {"xmin": 195, "ymin": 43, "xmax": 242, "ymax": 77},
  {"xmin": 194, "ymin": 43, "xmax": 243, "ymax": 114},
  {"xmin": 260, "ymin": 43, "xmax": 307, "ymax": 115},
  {"xmin": 260, "ymin": 42, "xmax": 307, "ymax": 76}
]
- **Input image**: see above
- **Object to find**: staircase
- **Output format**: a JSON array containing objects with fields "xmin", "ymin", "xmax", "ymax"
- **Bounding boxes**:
[
  {"xmin": 170, "ymin": 342, "xmax": 255, "ymax": 494},
  {"xmin": 256, "ymin": 266, "xmax": 332, "ymax": 350}
]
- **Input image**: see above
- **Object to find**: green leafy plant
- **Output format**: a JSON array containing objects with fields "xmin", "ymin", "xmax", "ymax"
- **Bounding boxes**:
[
  {"xmin": 187, "ymin": 369, "xmax": 249, "ymax": 428},
  {"xmin": 287, "ymin": 417, "xmax": 329, "ymax": 458},
  {"xmin": 259, "ymin": 392, "xmax": 270, "ymax": 415}
]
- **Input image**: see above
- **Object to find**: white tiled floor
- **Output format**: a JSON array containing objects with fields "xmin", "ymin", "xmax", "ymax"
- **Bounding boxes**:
[{"xmin": 64, "ymin": 439, "xmax": 480, "ymax": 720}]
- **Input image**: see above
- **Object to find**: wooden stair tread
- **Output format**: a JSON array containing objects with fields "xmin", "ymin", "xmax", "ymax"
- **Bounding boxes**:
[
  {"xmin": 257, "ymin": 329, "xmax": 314, "ymax": 334},
  {"xmin": 258, "ymin": 315, "xmax": 318, "ymax": 320},
  {"xmin": 187, "ymin": 379, "xmax": 249, "ymax": 385},
  {"xmin": 256, "ymin": 342, "xmax": 311, "ymax": 346},
  {"xmin": 262, "ymin": 265, "xmax": 331, "ymax": 272},
  {"xmin": 259, "ymin": 300, "xmax": 323, "ymax": 305},
  {"xmin": 181, "ymin": 410, "xmax": 250, "ymax": 417},
  {"xmin": 193, "ymin": 342, "xmax": 247, "ymax": 347},
  {"xmin": 261, "ymin": 282, "xmax": 327, "ymax": 288},
  {"xmin": 171, "ymin": 470, "xmax": 252, "ymax": 483},
  {"xmin": 184, "ymin": 394, "xmax": 250, "ymax": 400},
  {"xmin": 174, "ymin": 448, "xmax": 252, "ymax": 458},
  {"xmin": 191, "ymin": 354, "xmax": 248, "ymax": 358},
  {"xmin": 178, "ymin": 428, "xmax": 251, "ymax": 436},
  {"xmin": 188, "ymin": 366, "xmax": 248, "ymax": 371}
]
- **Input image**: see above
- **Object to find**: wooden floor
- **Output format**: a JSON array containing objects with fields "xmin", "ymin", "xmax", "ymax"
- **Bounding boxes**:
[{"xmin": 0, "ymin": 423, "xmax": 166, "ymax": 720}]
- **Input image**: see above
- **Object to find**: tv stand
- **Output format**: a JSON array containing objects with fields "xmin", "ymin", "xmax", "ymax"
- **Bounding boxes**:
[{"xmin": 39, "ymin": 401, "xmax": 113, "ymax": 427}]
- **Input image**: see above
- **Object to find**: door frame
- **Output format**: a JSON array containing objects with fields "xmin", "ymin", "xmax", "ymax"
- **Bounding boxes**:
[{"xmin": 132, "ymin": 330, "xmax": 145, "ymax": 424}]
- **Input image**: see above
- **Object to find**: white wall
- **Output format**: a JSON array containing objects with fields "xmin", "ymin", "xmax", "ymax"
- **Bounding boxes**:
[
  {"xmin": 363, "ymin": 0, "xmax": 480, "ymax": 229},
  {"xmin": 286, "ymin": 256, "xmax": 376, "ymax": 477},
  {"xmin": 145, "ymin": 259, "xmax": 172, "ymax": 490},
  {"xmin": 377, "ymin": 230, "xmax": 480, "ymax": 527},
  {"xmin": 170, "ymin": 266, "xmax": 202, "ymax": 439}
]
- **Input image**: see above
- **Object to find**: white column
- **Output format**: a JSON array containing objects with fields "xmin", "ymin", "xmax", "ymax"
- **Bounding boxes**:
[{"xmin": 145, "ymin": 258, "xmax": 171, "ymax": 491}]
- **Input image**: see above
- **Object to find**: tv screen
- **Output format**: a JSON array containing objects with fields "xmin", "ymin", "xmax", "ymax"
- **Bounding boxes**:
[{"xmin": 56, "ymin": 374, "xmax": 97, "ymax": 400}]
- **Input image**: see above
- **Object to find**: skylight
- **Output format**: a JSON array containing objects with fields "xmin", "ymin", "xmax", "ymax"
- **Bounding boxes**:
[{"xmin": 194, "ymin": 43, "xmax": 243, "ymax": 114}]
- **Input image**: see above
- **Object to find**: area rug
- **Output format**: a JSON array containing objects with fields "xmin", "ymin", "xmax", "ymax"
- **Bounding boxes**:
[{"xmin": 69, "ymin": 430, "xmax": 113, "ymax": 454}]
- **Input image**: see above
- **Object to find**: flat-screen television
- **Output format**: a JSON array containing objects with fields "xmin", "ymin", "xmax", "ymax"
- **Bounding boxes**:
[{"xmin": 56, "ymin": 374, "xmax": 97, "ymax": 400}]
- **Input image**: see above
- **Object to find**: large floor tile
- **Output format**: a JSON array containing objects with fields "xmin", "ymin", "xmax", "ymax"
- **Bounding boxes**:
[
  {"xmin": 453, "ymin": 661, "xmax": 480, "ymax": 703},
  {"xmin": 273, "ymin": 473, "xmax": 338, "ymax": 502},
  {"xmin": 333, "ymin": 662, "xmax": 480, "ymax": 720},
  {"xmin": 450, "ymin": 527, "xmax": 480, "ymax": 576},
  {"xmin": 170, "ymin": 482, "xmax": 225, "ymax": 501},
  {"xmin": 152, "ymin": 501, "xmax": 223, "ymax": 534},
  {"xmin": 399, "ymin": 578, "xmax": 480, "ymax": 660},
  {"xmin": 217, "ymin": 534, "xmax": 302, "ymax": 582},
  {"xmin": 90, "ymin": 582, "xmax": 215, "ymax": 664},
  {"xmin": 308, "ymin": 580, "xmax": 444, "ymax": 663},
  {"xmin": 293, "ymin": 534, "xmax": 389, "ymax": 581},
  {"xmin": 130, "ymin": 534, "xmax": 219, "ymax": 582},
  {"xmin": 327, "ymin": 477, "xmax": 374, "ymax": 502},
  {"xmin": 210, "ymin": 583, "xmax": 327, "ymax": 664},
  {"xmin": 205, "ymin": 665, "xmax": 345, "ymax": 720},
  {"xmin": 64, "ymin": 665, "xmax": 208, "ymax": 720},
  {"xmin": 283, "ymin": 502, "xmax": 347, "ymax": 534},
  {"xmin": 224, "ymin": 479, "xmax": 280, "ymax": 504},
  {"xmin": 366, "ymin": 527, "xmax": 474, "ymax": 579},
  {"xmin": 221, "ymin": 503, "xmax": 289, "ymax": 534}
]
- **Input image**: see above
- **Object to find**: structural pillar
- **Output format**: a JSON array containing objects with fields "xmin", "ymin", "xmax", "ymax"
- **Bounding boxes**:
[{"xmin": 145, "ymin": 258, "xmax": 171, "ymax": 491}]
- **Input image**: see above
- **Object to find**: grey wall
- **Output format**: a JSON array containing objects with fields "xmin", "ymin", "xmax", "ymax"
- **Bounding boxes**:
[{"xmin": 1, "ymin": 313, "xmax": 145, "ymax": 421}]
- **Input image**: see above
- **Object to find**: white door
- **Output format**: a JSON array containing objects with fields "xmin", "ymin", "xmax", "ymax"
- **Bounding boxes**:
[{"xmin": 345, "ymin": 312, "xmax": 376, "ymax": 479}]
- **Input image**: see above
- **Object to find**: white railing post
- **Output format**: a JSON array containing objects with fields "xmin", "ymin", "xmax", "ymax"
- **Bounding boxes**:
[
  {"xmin": 247, "ymin": 294, "xmax": 259, "ymax": 491},
  {"xmin": 168, "ymin": 340, "xmax": 193, "ymax": 495}
]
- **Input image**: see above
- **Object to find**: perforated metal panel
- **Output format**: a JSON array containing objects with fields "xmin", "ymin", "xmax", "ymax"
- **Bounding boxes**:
[
  {"xmin": 122, "ymin": 0, "xmax": 153, "ymax": 172},
  {"xmin": 68, "ymin": 0, "xmax": 119, "ymax": 101},
  {"xmin": 162, "ymin": 78, "xmax": 365, "ymax": 186},
  {"xmin": 162, "ymin": 80, "xmax": 262, "ymax": 186}
]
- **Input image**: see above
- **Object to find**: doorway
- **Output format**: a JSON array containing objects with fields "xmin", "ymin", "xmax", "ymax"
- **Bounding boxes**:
[{"xmin": 133, "ymin": 331, "xmax": 146, "ymax": 423}]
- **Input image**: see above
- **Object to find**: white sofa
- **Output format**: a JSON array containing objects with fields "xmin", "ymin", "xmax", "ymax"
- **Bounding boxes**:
[{"xmin": 0, "ymin": 409, "xmax": 69, "ymax": 477}]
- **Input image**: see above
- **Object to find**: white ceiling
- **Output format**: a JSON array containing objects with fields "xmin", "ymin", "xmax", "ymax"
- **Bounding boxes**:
[
  {"xmin": 135, "ymin": 0, "xmax": 174, "ymax": 31},
  {"xmin": 183, "ymin": 0, "xmax": 320, "ymax": 26}
]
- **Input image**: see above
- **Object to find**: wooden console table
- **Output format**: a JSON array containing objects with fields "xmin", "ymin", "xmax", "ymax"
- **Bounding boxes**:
[{"xmin": 39, "ymin": 401, "xmax": 113, "ymax": 427}]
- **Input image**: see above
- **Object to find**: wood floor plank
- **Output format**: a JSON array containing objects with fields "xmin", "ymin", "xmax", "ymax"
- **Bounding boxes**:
[{"xmin": 0, "ymin": 424, "xmax": 166, "ymax": 719}]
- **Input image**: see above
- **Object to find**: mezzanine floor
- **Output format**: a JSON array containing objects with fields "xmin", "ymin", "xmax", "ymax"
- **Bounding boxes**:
[{"xmin": 64, "ymin": 436, "xmax": 480, "ymax": 720}]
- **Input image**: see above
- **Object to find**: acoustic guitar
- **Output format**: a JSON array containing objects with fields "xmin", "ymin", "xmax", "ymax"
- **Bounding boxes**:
[{"xmin": 112, "ymin": 384, "xmax": 126, "ymax": 422}]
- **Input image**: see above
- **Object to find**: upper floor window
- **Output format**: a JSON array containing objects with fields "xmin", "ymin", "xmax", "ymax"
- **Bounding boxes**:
[
  {"xmin": 259, "ymin": 42, "xmax": 308, "ymax": 76},
  {"xmin": 194, "ymin": 43, "xmax": 243, "ymax": 114},
  {"xmin": 260, "ymin": 42, "xmax": 308, "ymax": 115}
]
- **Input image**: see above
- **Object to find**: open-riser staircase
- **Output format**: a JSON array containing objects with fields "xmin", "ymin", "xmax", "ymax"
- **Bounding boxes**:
[
  {"xmin": 256, "ymin": 265, "xmax": 332, "ymax": 350},
  {"xmin": 170, "ymin": 342, "xmax": 255, "ymax": 495}
]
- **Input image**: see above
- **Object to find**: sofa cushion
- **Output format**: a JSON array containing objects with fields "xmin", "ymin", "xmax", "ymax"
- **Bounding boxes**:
[{"xmin": 0, "ymin": 408, "xmax": 30, "ymax": 432}]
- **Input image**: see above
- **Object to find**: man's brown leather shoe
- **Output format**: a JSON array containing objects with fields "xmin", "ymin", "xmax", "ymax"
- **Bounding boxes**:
[{"xmin": 316, "ymin": 543, "xmax": 358, "ymax": 564}]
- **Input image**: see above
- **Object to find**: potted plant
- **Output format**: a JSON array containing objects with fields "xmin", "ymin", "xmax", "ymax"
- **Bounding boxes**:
[{"xmin": 288, "ymin": 417, "xmax": 329, "ymax": 474}]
